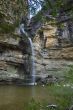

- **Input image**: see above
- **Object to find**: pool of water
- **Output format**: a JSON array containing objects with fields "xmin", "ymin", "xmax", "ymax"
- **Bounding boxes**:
[{"xmin": 0, "ymin": 85, "xmax": 52, "ymax": 110}]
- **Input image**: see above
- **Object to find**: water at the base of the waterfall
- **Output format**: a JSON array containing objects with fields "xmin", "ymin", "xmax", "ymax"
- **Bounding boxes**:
[{"xmin": 28, "ymin": 37, "xmax": 36, "ymax": 85}]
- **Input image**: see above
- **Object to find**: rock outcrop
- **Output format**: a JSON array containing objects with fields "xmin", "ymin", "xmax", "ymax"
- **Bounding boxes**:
[
  {"xmin": 33, "ymin": 24, "xmax": 73, "ymax": 82},
  {"xmin": 0, "ymin": 34, "xmax": 25, "ymax": 84},
  {"xmin": 0, "ymin": 0, "xmax": 30, "ymax": 84}
]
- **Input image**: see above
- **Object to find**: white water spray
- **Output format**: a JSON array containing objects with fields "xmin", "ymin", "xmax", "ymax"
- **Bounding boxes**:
[{"xmin": 28, "ymin": 37, "xmax": 36, "ymax": 85}]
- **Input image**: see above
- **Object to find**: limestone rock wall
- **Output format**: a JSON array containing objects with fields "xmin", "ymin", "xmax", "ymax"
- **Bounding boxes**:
[
  {"xmin": 33, "ymin": 24, "xmax": 73, "ymax": 79},
  {"xmin": 0, "ymin": 0, "xmax": 30, "ymax": 84},
  {"xmin": 0, "ymin": 35, "xmax": 24, "ymax": 83}
]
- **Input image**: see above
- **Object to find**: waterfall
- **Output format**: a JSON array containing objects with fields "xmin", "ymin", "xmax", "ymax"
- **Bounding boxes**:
[
  {"xmin": 28, "ymin": 37, "xmax": 36, "ymax": 85},
  {"xmin": 19, "ymin": 23, "xmax": 36, "ymax": 85}
]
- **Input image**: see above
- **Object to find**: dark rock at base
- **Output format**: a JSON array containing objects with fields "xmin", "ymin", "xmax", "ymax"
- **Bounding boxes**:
[
  {"xmin": 69, "ymin": 105, "xmax": 73, "ymax": 110},
  {"xmin": 36, "ymin": 75, "xmax": 59, "ymax": 85},
  {"xmin": 46, "ymin": 104, "xmax": 58, "ymax": 109}
]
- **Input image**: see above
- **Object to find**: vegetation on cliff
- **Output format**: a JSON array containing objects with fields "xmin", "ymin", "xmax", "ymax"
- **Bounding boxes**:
[{"xmin": 0, "ymin": 0, "xmax": 27, "ymax": 34}]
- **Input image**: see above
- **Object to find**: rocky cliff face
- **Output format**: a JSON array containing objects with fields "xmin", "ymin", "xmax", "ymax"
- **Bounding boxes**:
[
  {"xmin": 33, "ymin": 24, "xmax": 73, "ymax": 81},
  {"xmin": 0, "ymin": 35, "xmax": 23, "ymax": 83},
  {"xmin": 0, "ymin": 0, "xmax": 30, "ymax": 84},
  {"xmin": 0, "ymin": 34, "xmax": 33, "ymax": 84}
]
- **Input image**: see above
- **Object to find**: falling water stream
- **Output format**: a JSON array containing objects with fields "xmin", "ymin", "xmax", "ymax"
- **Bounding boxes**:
[
  {"xmin": 19, "ymin": 0, "xmax": 43, "ymax": 85},
  {"xmin": 20, "ymin": 23, "xmax": 36, "ymax": 85},
  {"xmin": 28, "ymin": 37, "xmax": 36, "ymax": 85},
  {"xmin": 28, "ymin": 37, "xmax": 35, "ymax": 85}
]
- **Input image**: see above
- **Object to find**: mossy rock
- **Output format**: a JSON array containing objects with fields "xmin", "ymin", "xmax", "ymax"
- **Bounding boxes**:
[{"xmin": 0, "ymin": 23, "xmax": 15, "ymax": 33}]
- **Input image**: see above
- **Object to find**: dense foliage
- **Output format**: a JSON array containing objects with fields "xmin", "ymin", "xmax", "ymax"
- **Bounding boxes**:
[{"xmin": 0, "ymin": 0, "xmax": 27, "ymax": 33}]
